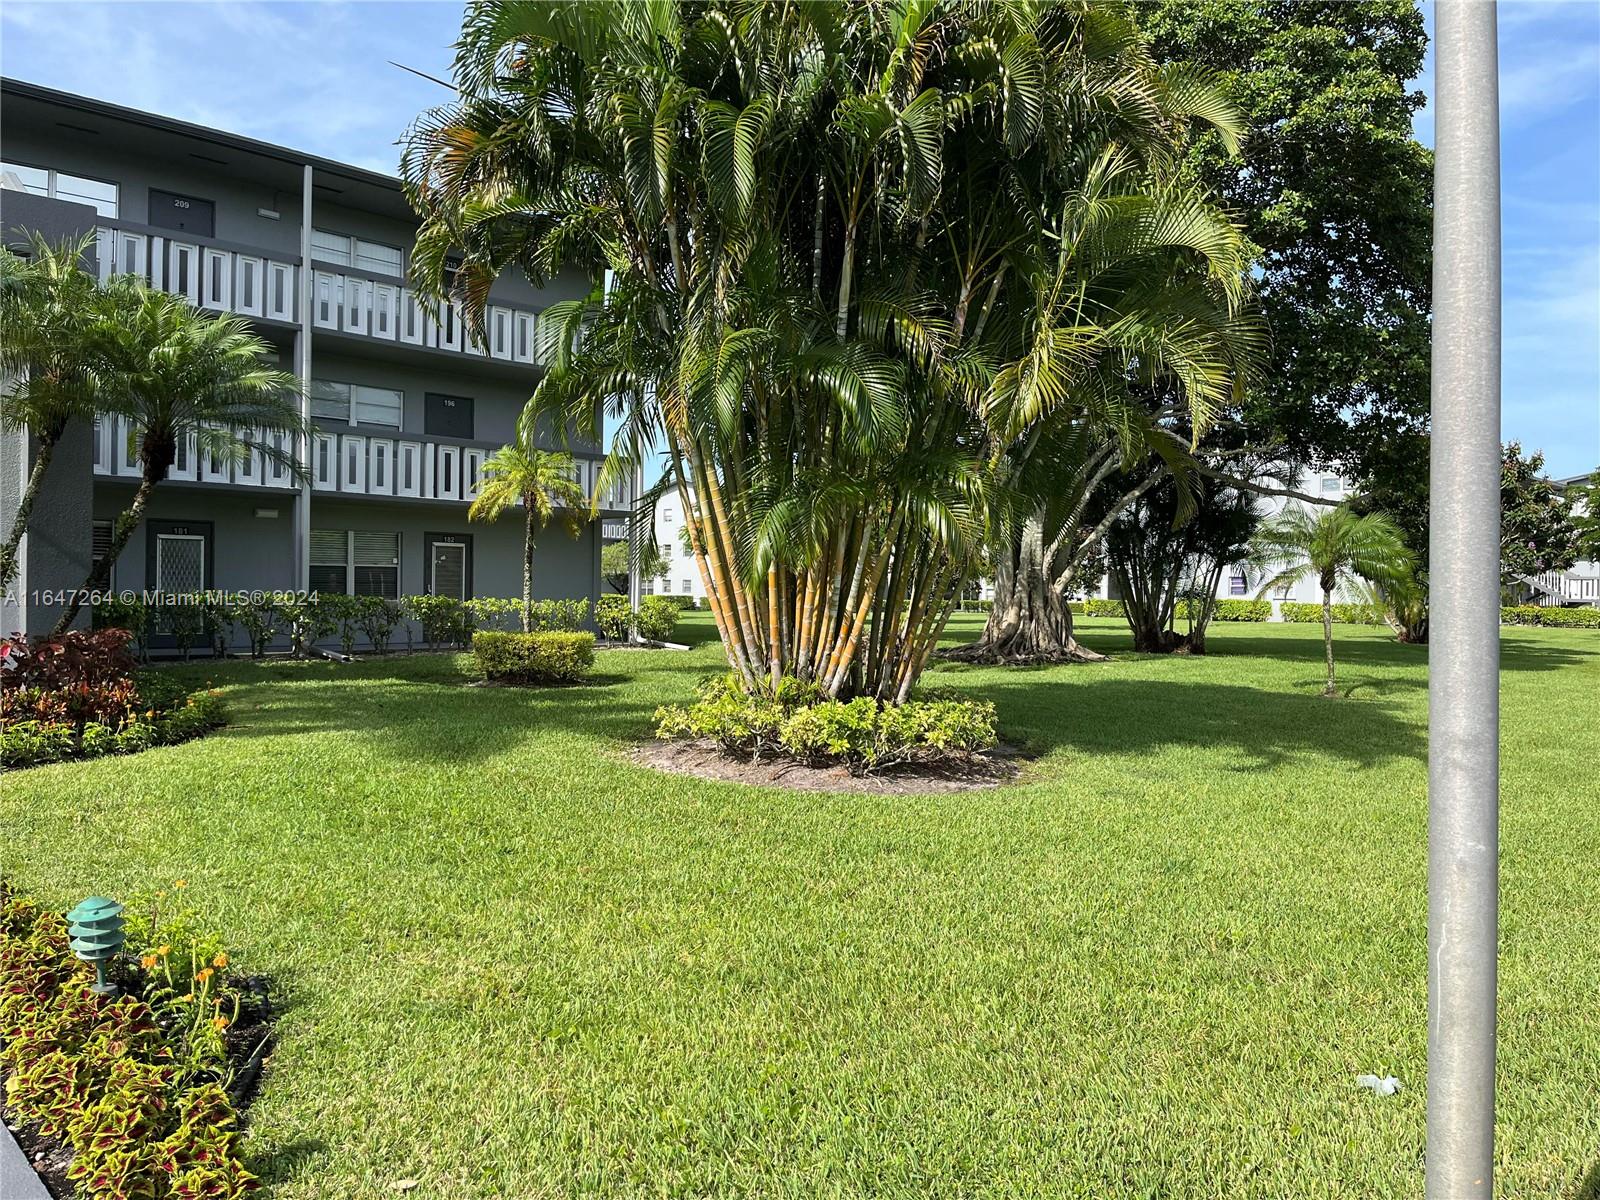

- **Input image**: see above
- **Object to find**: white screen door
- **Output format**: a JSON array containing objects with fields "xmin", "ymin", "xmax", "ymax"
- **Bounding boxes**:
[
  {"xmin": 431, "ymin": 542, "xmax": 466, "ymax": 599},
  {"xmin": 156, "ymin": 534, "xmax": 206, "ymax": 595}
]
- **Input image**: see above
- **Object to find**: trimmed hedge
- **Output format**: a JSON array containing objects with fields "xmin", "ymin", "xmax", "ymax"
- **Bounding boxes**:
[
  {"xmin": 471, "ymin": 630, "xmax": 596, "ymax": 684},
  {"xmin": 1281, "ymin": 602, "xmax": 1385, "ymax": 625},
  {"xmin": 1502, "ymin": 604, "xmax": 1600, "ymax": 628},
  {"xmin": 1177, "ymin": 598, "xmax": 1272, "ymax": 622}
]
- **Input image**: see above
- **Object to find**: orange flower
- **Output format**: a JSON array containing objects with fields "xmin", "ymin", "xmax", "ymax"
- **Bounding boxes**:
[
  {"xmin": 140, "ymin": 954, "xmax": 157, "ymax": 970},
  {"xmin": 157, "ymin": 945, "xmax": 171, "ymax": 957},
  {"xmin": 211, "ymin": 1016, "xmax": 228, "ymax": 1031},
  {"xmin": 212, "ymin": 952, "xmax": 228, "ymax": 969},
  {"xmin": 195, "ymin": 967, "xmax": 214, "ymax": 983}
]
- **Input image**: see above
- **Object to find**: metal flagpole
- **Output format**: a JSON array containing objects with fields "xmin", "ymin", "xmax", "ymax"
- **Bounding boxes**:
[{"xmin": 1427, "ymin": 2, "xmax": 1501, "ymax": 1196}]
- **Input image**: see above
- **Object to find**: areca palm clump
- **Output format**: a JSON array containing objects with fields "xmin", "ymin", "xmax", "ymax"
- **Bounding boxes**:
[
  {"xmin": 467, "ymin": 433, "xmax": 588, "ymax": 631},
  {"xmin": 1248, "ymin": 504, "xmax": 1413, "ymax": 697},
  {"xmin": 403, "ymin": 0, "xmax": 1256, "ymax": 699},
  {"xmin": 0, "ymin": 233, "xmax": 104, "ymax": 594},
  {"xmin": 53, "ymin": 281, "xmax": 302, "ymax": 633}
]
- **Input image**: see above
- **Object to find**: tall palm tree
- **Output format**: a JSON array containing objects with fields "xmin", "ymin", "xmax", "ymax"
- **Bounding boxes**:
[
  {"xmin": 0, "ymin": 233, "xmax": 104, "ymax": 594},
  {"xmin": 1249, "ymin": 505, "xmax": 1413, "ymax": 696},
  {"xmin": 401, "ymin": 0, "xmax": 1256, "ymax": 699},
  {"xmin": 52, "ymin": 281, "xmax": 303, "ymax": 633},
  {"xmin": 467, "ymin": 428, "xmax": 588, "ymax": 632}
]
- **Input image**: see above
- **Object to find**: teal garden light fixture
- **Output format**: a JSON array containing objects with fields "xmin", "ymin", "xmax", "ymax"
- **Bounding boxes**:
[{"xmin": 66, "ymin": 896, "xmax": 126, "ymax": 996}]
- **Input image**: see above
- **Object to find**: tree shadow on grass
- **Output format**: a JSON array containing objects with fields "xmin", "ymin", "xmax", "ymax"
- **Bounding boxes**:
[
  {"xmin": 1574, "ymin": 1161, "xmax": 1600, "ymax": 1200},
  {"xmin": 1187, "ymin": 630, "xmax": 1594, "ymax": 674},
  {"xmin": 978, "ymin": 677, "xmax": 1426, "ymax": 771}
]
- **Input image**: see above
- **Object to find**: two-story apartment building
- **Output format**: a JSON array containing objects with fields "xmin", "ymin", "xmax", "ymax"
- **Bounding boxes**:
[{"xmin": 1, "ymin": 79, "xmax": 628, "ymax": 640}]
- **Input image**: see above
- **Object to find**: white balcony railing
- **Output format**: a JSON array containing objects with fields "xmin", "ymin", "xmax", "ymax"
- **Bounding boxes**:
[
  {"xmin": 92, "ymin": 415, "xmax": 631, "ymax": 511},
  {"xmin": 1528, "ymin": 571, "xmax": 1600, "ymax": 606},
  {"xmin": 94, "ymin": 225, "xmax": 546, "ymax": 365}
]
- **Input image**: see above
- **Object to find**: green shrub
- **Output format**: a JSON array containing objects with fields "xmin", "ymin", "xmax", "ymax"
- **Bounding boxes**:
[
  {"xmin": 655, "ymin": 675, "xmax": 997, "ymax": 773},
  {"xmin": 959, "ymin": 599, "xmax": 993, "ymax": 612},
  {"xmin": 277, "ymin": 592, "xmax": 338, "ymax": 654},
  {"xmin": 595, "ymin": 594, "xmax": 634, "ymax": 641},
  {"xmin": 471, "ymin": 630, "xmax": 596, "ymax": 684},
  {"xmin": 0, "ymin": 885, "xmax": 259, "ymax": 1198},
  {"xmin": 1177, "ymin": 598, "xmax": 1272, "ymax": 622},
  {"xmin": 0, "ymin": 685, "xmax": 226, "ymax": 771},
  {"xmin": 530, "ymin": 598, "xmax": 590, "ymax": 631},
  {"xmin": 1501, "ymin": 604, "xmax": 1600, "ymax": 628},
  {"xmin": 234, "ymin": 598, "xmax": 280, "ymax": 658},
  {"xmin": 637, "ymin": 595, "xmax": 682, "ymax": 642},
  {"xmin": 404, "ymin": 594, "xmax": 474, "ymax": 648},
  {"xmin": 356, "ymin": 596, "xmax": 402, "ymax": 653},
  {"xmin": 1082, "ymin": 599, "xmax": 1125, "ymax": 618},
  {"xmin": 1280, "ymin": 601, "xmax": 1384, "ymax": 625},
  {"xmin": 95, "ymin": 596, "xmax": 154, "ymax": 661}
]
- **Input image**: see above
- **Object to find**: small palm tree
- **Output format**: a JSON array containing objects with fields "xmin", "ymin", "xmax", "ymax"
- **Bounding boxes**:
[
  {"xmin": 468, "ymin": 428, "xmax": 588, "ymax": 632},
  {"xmin": 1249, "ymin": 505, "xmax": 1413, "ymax": 697},
  {"xmin": 0, "ymin": 233, "xmax": 104, "ymax": 593},
  {"xmin": 53, "ymin": 281, "xmax": 303, "ymax": 633}
]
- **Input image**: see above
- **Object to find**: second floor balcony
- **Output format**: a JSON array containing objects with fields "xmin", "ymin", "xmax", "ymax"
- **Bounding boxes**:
[
  {"xmin": 91, "ymin": 413, "xmax": 632, "ymax": 513},
  {"xmin": 93, "ymin": 222, "xmax": 549, "ymax": 366}
]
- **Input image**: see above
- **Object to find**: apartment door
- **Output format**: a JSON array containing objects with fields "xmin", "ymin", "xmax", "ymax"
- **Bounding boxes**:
[
  {"xmin": 148, "ymin": 521, "xmax": 213, "ymax": 598},
  {"xmin": 149, "ymin": 189, "xmax": 216, "ymax": 238},
  {"xmin": 424, "ymin": 393, "xmax": 474, "ymax": 439},
  {"xmin": 427, "ymin": 534, "xmax": 471, "ymax": 599}
]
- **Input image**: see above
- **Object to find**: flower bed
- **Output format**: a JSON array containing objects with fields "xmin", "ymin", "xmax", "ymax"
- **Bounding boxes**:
[
  {"xmin": 655, "ymin": 675, "xmax": 998, "ymax": 775},
  {"xmin": 0, "ymin": 631, "xmax": 227, "ymax": 770},
  {"xmin": 0, "ymin": 882, "xmax": 269, "ymax": 1199}
]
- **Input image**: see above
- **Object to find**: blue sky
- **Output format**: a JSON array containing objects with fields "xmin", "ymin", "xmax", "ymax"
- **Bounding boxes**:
[{"xmin": 2, "ymin": 0, "xmax": 1596, "ymax": 477}]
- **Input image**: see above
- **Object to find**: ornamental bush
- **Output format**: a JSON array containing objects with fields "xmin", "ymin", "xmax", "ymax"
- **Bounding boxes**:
[
  {"xmin": 595, "ymin": 594, "xmax": 633, "ymax": 641},
  {"xmin": 1501, "ymin": 604, "xmax": 1600, "ymax": 628},
  {"xmin": 636, "ymin": 595, "xmax": 682, "ymax": 642},
  {"xmin": 1184, "ymin": 598, "xmax": 1272, "ymax": 622},
  {"xmin": 0, "ymin": 885, "xmax": 261, "ymax": 1200},
  {"xmin": 471, "ymin": 630, "xmax": 596, "ymax": 684},
  {"xmin": 655, "ymin": 674, "xmax": 997, "ymax": 773}
]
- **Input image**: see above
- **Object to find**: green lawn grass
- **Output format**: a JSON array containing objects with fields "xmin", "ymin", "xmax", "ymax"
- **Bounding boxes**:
[{"xmin": 3, "ymin": 615, "xmax": 1597, "ymax": 1198}]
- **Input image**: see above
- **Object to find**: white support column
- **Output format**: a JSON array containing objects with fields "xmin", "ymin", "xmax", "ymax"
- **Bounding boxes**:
[
  {"xmin": 295, "ymin": 163, "xmax": 314, "ymax": 594},
  {"xmin": 1427, "ymin": 4, "xmax": 1501, "ymax": 1197}
]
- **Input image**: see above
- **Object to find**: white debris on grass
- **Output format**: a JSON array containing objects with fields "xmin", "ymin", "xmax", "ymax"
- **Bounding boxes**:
[{"xmin": 1356, "ymin": 1073, "xmax": 1402, "ymax": 1096}]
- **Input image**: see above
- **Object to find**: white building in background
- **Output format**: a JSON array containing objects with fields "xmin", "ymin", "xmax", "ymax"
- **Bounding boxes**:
[
  {"xmin": 1532, "ymin": 472, "xmax": 1600, "ymax": 607},
  {"xmin": 643, "ymin": 488, "xmax": 707, "ymax": 603}
]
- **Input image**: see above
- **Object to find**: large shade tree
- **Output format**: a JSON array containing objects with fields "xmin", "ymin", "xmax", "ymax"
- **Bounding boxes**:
[
  {"xmin": 1141, "ymin": 0, "xmax": 1433, "ymax": 550},
  {"xmin": 0, "ymin": 233, "xmax": 104, "ymax": 595},
  {"xmin": 53, "ymin": 281, "xmax": 303, "ymax": 634},
  {"xmin": 403, "ymin": 0, "xmax": 1257, "ymax": 696}
]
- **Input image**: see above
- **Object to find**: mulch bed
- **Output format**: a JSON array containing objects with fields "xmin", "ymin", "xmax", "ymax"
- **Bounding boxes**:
[{"xmin": 632, "ymin": 738, "xmax": 1027, "ymax": 795}]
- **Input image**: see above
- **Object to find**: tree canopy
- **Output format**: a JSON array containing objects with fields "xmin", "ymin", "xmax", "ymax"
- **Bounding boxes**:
[{"xmin": 403, "ymin": 0, "xmax": 1257, "ymax": 698}]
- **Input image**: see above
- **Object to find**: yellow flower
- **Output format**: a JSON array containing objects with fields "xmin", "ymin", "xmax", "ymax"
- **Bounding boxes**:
[
  {"xmin": 140, "ymin": 954, "xmax": 157, "ymax": 970},
  {"xmin": 195, "ymin": 967, "xmax": 214, "ymax": 983},
  {"xmin": 173, "ymin": 879, "xmax": 187, "ymax": 890},
  {"xmin": 157, "ymin": 945, "xmax": 171, "ymax": 957},
  {"xmin": 212, "ymin": 952, "xmax": 229, "ymax": 969},
  {"xmin": 211, "ymin": 1016, "xmax": 228, "ymax": 1031},
  {"xmin": 180, "ymin": 993, "xmax": 194, "ymax": 1002}
]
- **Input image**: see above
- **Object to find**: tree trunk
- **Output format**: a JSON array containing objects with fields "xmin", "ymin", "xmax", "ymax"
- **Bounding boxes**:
[
  {"xmin": 0, "ymin": 430, "xmax": 58, "ymax": 596},
  {"xmin": 52, "ymin": 474, "xmax": 159, "ymax": 636},
  {"xmin": 947, "ymin": 515, "xmax": 1105, "ymax": 663},
  {"xmin": 1321, "ymin": 586, "xmax": 1337, "ymax": 697},
  {"xmin": 522, "ymin": 503, "xmax": 536, "ymax": 634}
]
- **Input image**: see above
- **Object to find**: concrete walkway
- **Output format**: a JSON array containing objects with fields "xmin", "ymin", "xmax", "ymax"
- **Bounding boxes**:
[{"xmin": 0, "ymin": 1116, "xmax": 51, "ymax": 1200}]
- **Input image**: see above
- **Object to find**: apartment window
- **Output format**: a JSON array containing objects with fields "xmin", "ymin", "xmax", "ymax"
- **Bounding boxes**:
[
  {"xmin": 310, "ymin": 530, "xmax": 401, "ymax": 599},
  {"xmin": 658, "ymin": 577, "xmax": 670, "ymax": 593},
  {"xmin": 311, "ymin": 228, "xmax": 404, "ymax": 277},
  {"xmin": 1274, "ymin": 581, "xmax": 1293, "ymax": 600},
  {"xmin": 682, "ymin": 580, "xmax": 692, "ymax": 594},
  {"xmin": 1230, "ymin": 573, "xmax": 1248, "ymax": 596},
  {"xmin": 1321, "ymin": 476, "xmax": 1341, "ymax": 495},
  {"xmin": 0, "ymin": 160, "xmax": 119, "ymax": 217},
  {"xmin": 311, "ymin": 379, "xmax": 402, "ymax": 428},
  {"xmin": 92, "ymin": 520, "xmax": 115, "ymax": 588},
  {"xmin": 661, "ymin": 542, "xmax": 673, "ymax": 561}
]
